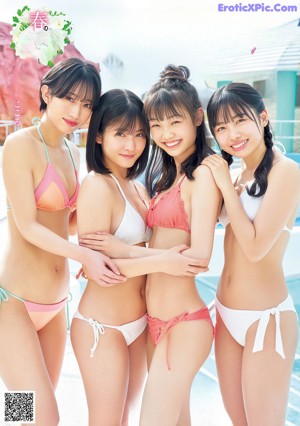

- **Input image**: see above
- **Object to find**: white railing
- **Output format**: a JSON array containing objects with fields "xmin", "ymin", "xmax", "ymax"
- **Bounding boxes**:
[{"xmin": 0, "ymin": 120, "xmax": 15, "ymax": 138}]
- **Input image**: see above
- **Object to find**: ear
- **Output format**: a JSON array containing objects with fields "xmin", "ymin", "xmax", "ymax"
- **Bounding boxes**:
[
  {"xmin": 195, "ymin": 108, "xmax": 204, "ymax": 126},
  {"xmin": 41, "ymin": 85, "xmax": 51, "ymax": 105},
  {"xmin": 260, "ymin": 110, "xmax": 269, "ymax": 127},
  {"xmin": 96, "ymin": 134, "xmax": 102, "ymax": 144}
]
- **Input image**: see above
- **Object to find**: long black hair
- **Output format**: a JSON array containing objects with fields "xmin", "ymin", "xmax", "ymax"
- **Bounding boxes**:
[
  {"xmin": 207, "ymin": 82, "xmax": 274, "ymax": 197},
  {"xmin": 40, "ymin": 58, "xmax": 101, "ymax": 111},
  {"xmin": 86, "ymin": 89, "xmax": 150, "ymax": 179},
  {"xmin": 144, "ymin": 65, "xmax": 214, "ymax": 197}
]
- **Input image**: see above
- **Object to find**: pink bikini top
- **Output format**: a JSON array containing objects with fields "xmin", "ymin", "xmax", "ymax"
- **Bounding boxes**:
[
  {"xmin": 34, "ymin": 122, "xmax": 79, "ymax": 212},
  {"xmin": 147, "ymin": 174, "xmax": 191, "ymax": 233}
]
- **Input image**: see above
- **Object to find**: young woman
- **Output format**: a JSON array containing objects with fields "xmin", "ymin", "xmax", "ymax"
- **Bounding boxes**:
[
  {"xmin": 140, "ymin": 64, "xmax": 220, "ymax": 426},
  {"xmin": 80, "ymin": 66, "xmax": 221, "ymax": 425},
  {"xmin": 70, "ymin": 88, "xmax": 207, "ymax": 426},
  {"xmin": 0, "ymin": 58, "xmax": 124, "ymax": 426},
  {"xmin": 202, "ymin": 82, "xmax": 300, "ymax": 426}
]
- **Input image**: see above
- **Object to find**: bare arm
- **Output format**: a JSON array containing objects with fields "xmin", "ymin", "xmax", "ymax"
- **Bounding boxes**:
[
  {"xmin": 180, "ymin": 165, "xmax": 222, "ymax": 263},
  {"xmin": 79, "ymin": 231, "xmax": 165, "ymax": 258},
  {"xmin": 3, "ymin": 133, "xmax": 123, "ymax": 285},
  {"xmin": 202, "ymin": 154, "xmax": 300, "ymax": 262},
  {"xmin": 77, "ymin": 174, "xmax": 208, "ymax": 278}
]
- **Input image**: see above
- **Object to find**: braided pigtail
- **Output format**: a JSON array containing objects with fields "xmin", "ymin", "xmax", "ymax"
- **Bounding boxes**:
[{"xmin": 248, "ymin": 123, "xmax": 274, "ymax": 197}]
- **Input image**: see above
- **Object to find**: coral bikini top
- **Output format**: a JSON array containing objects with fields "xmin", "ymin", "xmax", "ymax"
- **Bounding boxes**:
[
  {"xmin": 33, "ymin": 121, "xmax": 79, "ymax": 212},
  {"xmin": 147, "ymin": 174, "xmax": 191, "ymax": 233}
]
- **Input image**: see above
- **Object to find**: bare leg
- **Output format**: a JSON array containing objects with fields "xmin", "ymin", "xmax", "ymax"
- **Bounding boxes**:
[
  {"xmin": 122, "ymin": 330, "xmax": 147, "ymax": 426},
  {"xmin": 38, "ymin": 308, "xmax": 67, "ymax": 389},
  {"xmin": 214, "ymin": 311, "xmax": 248, "ymax": 425},
  {"xmin": 177, "ymin": 390, "xmax": 191, "ymax": 426},
  {"xmin": 146, "ymin": 332, "xmax": 155, "ymax": 369},
  {"xmin": 0, "ymin": 298, "xmax": 59, "ymax": 426},
  {"xmin": 71, "ymin": 317, "xmax": 130, "ymax": 426},
  {"xmin": 140, "ymin": 319, "xmax": 213, "ymax": 426},
  {"xmin": 242, "ymin": 311, "xmax": 298, "ymax": 426}
]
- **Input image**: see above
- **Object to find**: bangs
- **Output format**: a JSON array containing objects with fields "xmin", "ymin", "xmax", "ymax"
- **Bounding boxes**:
[
  {"xmin": 209, "ymin": 92, "xmax": 258, "ymax": 133},
  {"xmin": 69, "ymin": 81, "xmax": 98, "ymax": 106},
  {"xmin": 145, "ymin": 90, "xmax": 187, "ymax": 121},
  {"xmin": 52, "ymin": 75, "xmax": 100, "ymax": 109},
  {"xmin": 109, "ymin": 106, "xmax": 147, "ymax": 134}
]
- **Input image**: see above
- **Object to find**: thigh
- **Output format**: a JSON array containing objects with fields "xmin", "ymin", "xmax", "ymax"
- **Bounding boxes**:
[
  {"xmin": 243, "ymin": 311, "xmax": 298, "ymax": 426},
  {"xmin": 0, "ymin": 298, "xmax": 59, "ymax": 425},
  {"xmin": 71, "ymin": 317, "xmax": 130, "ymax": 426},
  {"xmin": 140, "ymin": 318, "xmax": 213, "ymax": 426},
  {"xmin": 38, "ymin": 308, "xmax": 67, "ymax": 390},
  {"xmin": 215, "ymin": 311, "xmax": 248, "ymax": 426},
  {"xmin": 123, "ymin": 329, "xmax": 147, "ymax": 426},
  {"xmin": 146, "ymin": 331, "xmax": 155, "ymax": 370}
]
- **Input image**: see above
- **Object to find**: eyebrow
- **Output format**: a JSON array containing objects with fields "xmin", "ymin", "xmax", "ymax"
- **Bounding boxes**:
[
  {"xmin": 149, "ymin": 114, "xmax": 182, "ymax": 122},
  {"xmin": 68, "ymin": 92, "xmax": 93, "ymax": 102},
  {"xmin": 215, "ymin": 113, "xmax": 245, "ymax": 126},
  {"xmin": 115, "ymin": 127, "xmax": 145, "ymax": 133}
]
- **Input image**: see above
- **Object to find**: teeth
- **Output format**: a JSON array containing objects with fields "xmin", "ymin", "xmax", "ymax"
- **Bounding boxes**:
[
  {"xmin": 166, "ymin": 140, "xmax": 179, "ymax": 147},
  {"xmin": 233, "ymin": 140, "xmax": 247, "ymax": 149}
]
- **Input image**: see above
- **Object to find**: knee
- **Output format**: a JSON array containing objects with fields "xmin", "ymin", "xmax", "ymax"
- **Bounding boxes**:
[
  {"xmin": 225, "ymin": 406, "xmax": 247, "ymax": 426},
  {"xmin": 36, "ymin": 399, "xmax": 60, "ymax": 426},
  {"xmin": 36, "ymin": 412, "xmax": 59, "ymax": 426}
]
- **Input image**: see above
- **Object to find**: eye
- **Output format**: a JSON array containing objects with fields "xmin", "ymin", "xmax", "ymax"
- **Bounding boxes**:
[
  {"xmin": 236, "ymin": 116, "xmax": 246, "ymax": 124},
  {"xmin": 172, "ymin": 119, "xmax": 181, "ymax": 125},
  {"xmin": 84, "ymin": 103, "xmax": 92, "ymax": 109},
  {"xmin": 215, "ymin": 126, "xmax": 225, "ymax": 133},
  {"xmin": 115, "ymin": 131, "xmax": 125, "ymax": 137},
  {"xmin": 66, "ymin": 95, "xmax": 75, "ymax": 102},
  {"xmin": 136, "ymin": 132, "xmax": 146, "ymax": 138},
  {"xmin": 150, "ymin": 123, "xmax": 159, "ymax": 129}
]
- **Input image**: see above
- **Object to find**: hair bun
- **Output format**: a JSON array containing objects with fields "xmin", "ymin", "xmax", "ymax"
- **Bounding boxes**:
[{"xmin": 159, "ymin": 65, "xmax": 190, "ymax": 83}]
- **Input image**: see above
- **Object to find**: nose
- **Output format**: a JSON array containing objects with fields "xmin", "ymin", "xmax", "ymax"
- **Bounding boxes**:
[
  {"xmin": 70, "ymin": 101, "xmax": 82, "ymax": 119},
  {"xmin": 229, "ymin": 125, "xmax": 241, "ymax": 140},
  {"xmin": 161, "ymin": 125, "xmax": 175, "ymax": 141},
  {"xmin": 124, "ymin": 135, "xmax": 136, "ymax": 151}
]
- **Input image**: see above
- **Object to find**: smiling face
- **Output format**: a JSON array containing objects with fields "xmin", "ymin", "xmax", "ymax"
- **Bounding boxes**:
[
  {"xmin": 213, "ymin": 107, "xmax": 268, "ymax": 159},
  {"xmin": 149, "ymin": 107, "xmax": 203, "ymax": 164},
  {"xmin": 97, "ymin": 120, "xmax": 147, "ymax": 174}
]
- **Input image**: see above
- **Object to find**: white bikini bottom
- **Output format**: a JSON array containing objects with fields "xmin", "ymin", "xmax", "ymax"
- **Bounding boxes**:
[
  {"xmin": 73, "ymin": 310, "xmax": 147, "ymax": 358},
  {"xmin": 215, "ymin": 294, "xmax": 297, "ymax": 358}
]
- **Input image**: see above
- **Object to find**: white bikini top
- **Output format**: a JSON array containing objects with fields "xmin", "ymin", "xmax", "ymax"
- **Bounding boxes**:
[
  {"xmin": 219, "ymin": 182, "xmax": 291, "ymax": 233},
  {"xmin": 110, "ymin": 174, "xmax": 152, "ymax": 245}
]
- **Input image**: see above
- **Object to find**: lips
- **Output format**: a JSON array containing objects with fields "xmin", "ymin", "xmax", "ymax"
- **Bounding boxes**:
[
  {"xmin": 120, "ymin": 154, "xmax": 136, "ymax": 159},
  {"xmin": 231, "ymin": 139, "xmax": 248, "ymax": 151},
  {"xmin": 64, "ymin": 118, "xmax": 78, "ymax": 127},
  {"xmin": 164, "ymin": 139, "xmax": 181, "ymax": 148}
]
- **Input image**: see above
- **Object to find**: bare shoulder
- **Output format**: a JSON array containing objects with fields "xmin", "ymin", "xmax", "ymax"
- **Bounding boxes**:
[
  {"xmin": 3, "ymin": 127, "xmax": 37, "ymax": 165},
  {"xmin": 80, "ymin": 172, "xmax": 115, "ymax": 199},
  {"xmin": 192, "ymin": 164, "xmax": 217, "ymax": 185},
  {"xmin": 271, "ymin": 152, "xmax": 300, "ymax": 181},
  {"xmin": 81, "ymin": 171, "xmax": 109, "ymax": 190},
  {"xmin": 4, "ymin": 127, "xmax": 35, "ymax": 151},
  {"xmin": 268, "ymin": 154, "xmax": 300, "ymax": 202}
]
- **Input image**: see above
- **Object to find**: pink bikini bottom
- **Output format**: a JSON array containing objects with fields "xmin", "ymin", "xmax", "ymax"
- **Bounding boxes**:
[{"xmin": 147, "ymin": 306, "xmax": 214, "ymax": 370}]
